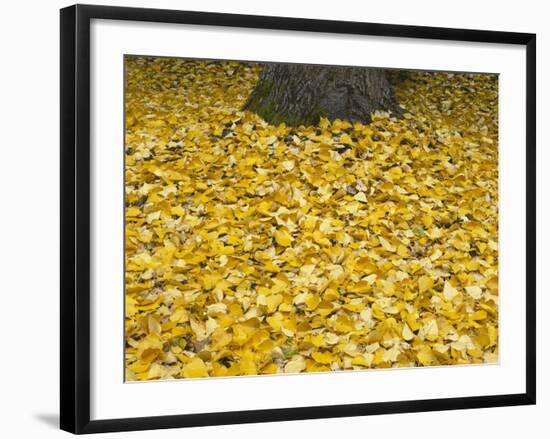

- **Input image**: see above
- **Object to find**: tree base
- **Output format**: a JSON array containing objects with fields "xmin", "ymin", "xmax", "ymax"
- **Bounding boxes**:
[{"xmin": 244, "ymin": 64, "xmax": 402, "ymax": 126}]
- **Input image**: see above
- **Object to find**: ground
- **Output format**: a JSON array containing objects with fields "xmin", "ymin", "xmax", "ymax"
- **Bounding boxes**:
[{"xmin": 124, "ymin": 56, "xmax": 499, "ymax": 381}]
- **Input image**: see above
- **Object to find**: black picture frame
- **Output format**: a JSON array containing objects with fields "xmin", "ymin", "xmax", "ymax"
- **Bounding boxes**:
[{"xmin": 60, "ymin": 4, "xmax": 536, "ymax": 434}]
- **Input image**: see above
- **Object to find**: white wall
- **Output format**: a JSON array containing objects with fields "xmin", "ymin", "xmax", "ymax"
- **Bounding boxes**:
[{"xmin": 0, "ymin": 0, "xmax": 546, "ymax": 437}]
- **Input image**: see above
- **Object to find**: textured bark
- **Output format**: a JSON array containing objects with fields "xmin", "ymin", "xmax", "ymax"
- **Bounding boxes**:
[{"xmin": 244, "ymin": 64, "xmax": 402, "ymax": 126}]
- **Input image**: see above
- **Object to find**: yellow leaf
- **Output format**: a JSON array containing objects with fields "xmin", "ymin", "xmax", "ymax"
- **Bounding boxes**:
[
  {"xmin": 353, "ymin": 191, "xmax": 368, "ymax": 203},
  {"xmin": 471, "ymin": 310, "xmax": 488, "ymax": 321},
  {"xmin": 284, "ymin": 356, "xmax": 306, "ymax": 373},
  {"xmin": 443, "ymin": 281, "xmax": 458, "ymax": 301},
  {"xmin": 334, "ymin": 314, "xmax": 355, "ymax": 333},
  {"xmin": 207, "ymin": 303, "xmax": 227, "ymax": 316},
  {"xmin": 402, "ymin": 323, "xmax": 414, "ymax": 341},
  {"xmin": 312, "ymin": 351, "xmax": 333, "ymax": 365},
  {"xmin": 274, "ymin": 229, "xmax": 293, "ymax": 247},
  {"xmin": 126, "ymin": 207, "xmax": 141, "ymax": 217},
  {"xmin": 430, "ymin": 248, "xmax": 442, "ymax": 261},
  {"xmin": 170, "ymin": 205, "xmax": 186, "ymax": 216},
  {"xmin": 304, "ymin": 293, "xmax": 321, "ymax": 311},
  {"xmin": 266, "ymin": 313, "xmax": 284, "ymax": 330},
  {"xmin": 379, "ymin": 236, "xmax": 396, "ymax": 252},
  {"xmin": 397, "ymin": 244, "xmax": 410, "ymax": 257},
  {"xmin": 266, "ymin": 294, "xmax": 283, "ymax": 313},
  {"xmin": 147, "ymin": 315, "xmax": 162, "ymax": 334},
  {"xmin": 420, "ymin": 319, "xmax": 439, "ymax": 341},
  {"xmin": 418, "ymin": 276, "xmax": 433, "ymax": 293},
  {"xmin": 465, "ymin": 285, "xmax": 483, "ymax": 299},
  {"xmin": 422, "ymin": 214, "xmax": 433, "ymax": 228},
  {"xmin": 282, "ymin": 160, "xmax": 295, "ymax": 171},
  {"xmin": 352, "ymin": 354, "xmax": 373, "ymax": 367},
  {"xmin": 417, "ymin": 346, "xmax": 435, "ymax": 365},
  {"xmin": 183, "ymin": 357, "xmax": 208, "ymax": 378}
]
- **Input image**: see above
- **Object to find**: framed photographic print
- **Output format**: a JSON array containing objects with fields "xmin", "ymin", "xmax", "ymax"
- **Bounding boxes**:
[{"xmin": 60, "ymin": 4, "xmax": 536, "ymax": 434}]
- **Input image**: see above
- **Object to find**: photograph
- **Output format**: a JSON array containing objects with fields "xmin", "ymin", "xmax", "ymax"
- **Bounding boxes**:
[{"xmin": 123, "ymin": 56, "xmax": 499, "ymax": 381}]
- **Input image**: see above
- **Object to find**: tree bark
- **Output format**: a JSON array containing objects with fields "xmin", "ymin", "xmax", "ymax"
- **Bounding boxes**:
[{"xmin": 244, "ymin": 64, "xmax": 402, "ymax": 126}]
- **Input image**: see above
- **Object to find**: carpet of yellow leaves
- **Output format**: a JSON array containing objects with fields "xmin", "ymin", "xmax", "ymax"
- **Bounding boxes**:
[{"xmin": 124, "ymin": 56, "xmax": 499, "ymax": 381}]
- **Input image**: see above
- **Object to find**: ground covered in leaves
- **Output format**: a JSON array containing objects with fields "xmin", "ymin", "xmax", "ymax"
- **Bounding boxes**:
[{"xmin": 124, "ymin": 56, "xmax": 499, "ymax": 381}]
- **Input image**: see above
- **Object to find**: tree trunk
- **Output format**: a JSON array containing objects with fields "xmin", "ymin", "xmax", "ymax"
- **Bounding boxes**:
[{"xmin": 244, "ymin": 64, "xmax": 402, "ymax": 126}]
